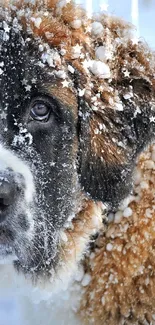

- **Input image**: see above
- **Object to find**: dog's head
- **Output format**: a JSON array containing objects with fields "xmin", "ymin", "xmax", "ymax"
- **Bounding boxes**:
[{"xmin": 0, "ymin": 0, "xmax": 155, "ymax": 280}]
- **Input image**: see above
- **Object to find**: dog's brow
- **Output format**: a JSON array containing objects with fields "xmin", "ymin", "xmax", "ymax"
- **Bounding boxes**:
[{"xmin": 40, "ymin": 83, "xmax": 78, "ymax": 116}]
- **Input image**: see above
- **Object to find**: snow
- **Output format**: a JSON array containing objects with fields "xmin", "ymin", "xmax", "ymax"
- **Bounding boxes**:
[
  {"xmin": 123, "ymin": 92, "xmax": 133, "ymax": 100},
  {"xmin": 1, "ymin": 0, "xmax": 155, "ymax": 323},
  {"xmin": 144, "ymin": 160, "xmax": 155, "ymax": 169},
  {"xmin": 55, "ymin": 70, "xmax": 67, "ymax": 79},
  {"xmin": 89, "ymin": 60, "xmax": 111, "ymax": 79},
  {"xmin": 59, "ymin": 52, "xmax": 65, "ymax": 60},
  {"xmin": 81, "ymin": 273, "xmax": 91, "ymax": 286},
  {"xmin": 74, "ymin": 266, "xmax": 84, "ymax": 282},
  {"xmin": 140, "ymin": 180, "xmax": 149, "ymax": 190},
  {"xmin": 0, "ymin": 298, "xmax": 21, "ymax": 325},
  {"xmin": 123, "ymin": 207, "xmax": 133, "ymax": 218},
  {"xmin": 114, "ymin": 210, "xmax": 123, "ymax": 223},
  {"xmin": 90, "ymin": 22, "xmax": 104, "ymax": 36},
  {"xmin": 68, "ymin": 65, "xmax": 75, "ymax": 74},
  {"xmin": 41, "ymin": 50, "xmax": 61, "ymax": 68},
  {"xmin": 0, "ymin": 263, "xmax": 83, "ymax": 325},
  {"xmin": 95, "ymin": 46, "xmax": 107, "ymax": 61},
  {"xmin": 56, "ymin": 0, "xmax": 71, "ymax": 9},
  {"xmin": 106, "ymin": 243, "xmax": 113, "ymax": 251},
  {"xmin": 0, "ymin": 61, "xmax": 4, "ymax": 67},
  {"xmin": 107, "ymin": 212, "xmax": 115, "ymax": 223},
  {"xmin": 31, "ymin": 17, "xmax": 42, "ymax": 29},
  {"xmin": 60, "ymin": 231, "xmax": 68, "ymax": 242},
  {"xmin": 115, "ymin": 101, "xmax": 124, "ymax": 111},
  {"xmin": 70, "ymin": 20, "xmax": 82, "ymax": 29},
  {"xmin": 119, "ymin": 196, "xmax": 134, "ymax": 211},
  {"xmin": 78, "ymin": 88, "xmax": 85, "ymax": 97},
  {"xmin": 101, "ymin": 296, "xmax": 105, "ymax": 306}
]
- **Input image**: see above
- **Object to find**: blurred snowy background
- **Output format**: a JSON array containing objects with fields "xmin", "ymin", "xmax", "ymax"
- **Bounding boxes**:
[
  {"xmin": 76, "ymin": 0, "xmax": 155, "ymax": 48},
  {"xmin": 0, "ymin": 0, "xmax": 155, "ymax": 324}
]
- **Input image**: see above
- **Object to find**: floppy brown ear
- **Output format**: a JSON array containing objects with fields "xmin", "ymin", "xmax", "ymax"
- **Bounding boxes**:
[{"xmin": 78, "ymin": 79, "xmax": 155, "ymax": 208}]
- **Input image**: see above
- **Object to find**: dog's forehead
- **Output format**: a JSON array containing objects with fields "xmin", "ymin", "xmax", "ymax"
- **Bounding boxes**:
[
  {"xmin": 0, "ymin": 16, "xmax": 78, "ymax": 118},
  {"xmin": 1, "ymin": 21, "xmax": 42, "ymax": 81},
  {"xmin": 0, "ymin": 19, "xmax": 36, "ymax": 96}
]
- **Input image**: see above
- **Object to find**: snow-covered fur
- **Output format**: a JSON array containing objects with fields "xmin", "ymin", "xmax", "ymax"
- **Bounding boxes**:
[{"xmin": 0, "ymin": 0, "xmax": 155, "ymax": 324}]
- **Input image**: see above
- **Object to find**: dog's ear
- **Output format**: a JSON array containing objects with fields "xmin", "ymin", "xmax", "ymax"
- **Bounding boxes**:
[{"xmin": 77, "ymin": 78, "xmax": 155, "ymax": 208}]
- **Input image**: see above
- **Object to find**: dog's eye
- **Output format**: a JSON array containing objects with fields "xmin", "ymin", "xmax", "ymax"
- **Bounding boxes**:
[{"xmin": 30, "ymin": 101, "xmax": 51, "ymax": 121}]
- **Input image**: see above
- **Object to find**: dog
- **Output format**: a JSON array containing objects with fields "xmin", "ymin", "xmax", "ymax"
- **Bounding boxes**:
[{"xmin": 0, "ymin": 0, "xmax": 155, "ymax": 324}]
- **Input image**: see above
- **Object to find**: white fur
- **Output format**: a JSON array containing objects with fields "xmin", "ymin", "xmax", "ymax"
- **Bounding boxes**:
[
  {"xmin": 0, "ymin": 146, "xmax": 104, "ymax": 324},
  {"xmin": 0, "ymin": 143, "xmax": 83, "ymax": 324},
  {"xmin": 0, "ymin": 143, "xmax": 35, "ymax": 203}
]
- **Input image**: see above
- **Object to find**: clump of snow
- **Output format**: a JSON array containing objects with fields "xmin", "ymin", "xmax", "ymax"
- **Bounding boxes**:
[
  {"xmin": 91, "ymin": 22, "xmax": 104, "ymax": 36},
  {"xmin": 70, "ymin": 20, "xmax": 82, "ymax": 29},
  {"xmin": 107, "ymin": 212, "xmax": 115, "ymax": 223},
  {"xmin": 133, "ymin": 168, "xmax": 142, "ymax": 185},
  {"xmin": 39, "ymin": 44, "xmax": 44, "ymax": 52},
  {"xmin": 55, "ymin": 70, "xmax": 66, "ymax": 79},
  {"xmin": 140, "ymin": 181, "xmax": 149, "ymax": 190},
  {"xmin": 68, "ymin": 65, "xmax": 75, "ymax": 74},
  {"xmin": 41, "ymin": 50, "xmax": 61, "ymax": 68},
  {"xmin": 123, "ymin": 92, "xmax": 133, "ymax": 100},
  {"xmin": 101, "ymin": 296, "xmax": 106, "ymax": 306},
  {"xmin": 123, "ymin": 207, "xmax": 133, "ymax": 218},
  {"xmin": 60, "ymin": 48, "xmax": 66, "ymax": 56},
  {"xmin": 119, "ymin": 196, "xmax": 134, "ymax": 211},
  {"xmin": 114, "ymin": 210, "xmax": 123, "ymax": 223},
  {"xmin": 56, "ymin": 0, "xmax": 71, "ymax": 15},
  {"xmin": 31, "ymin": 17, "xmax": 42, "ymax": 28},
  {"xmin": 78, "ymin": 88, "xmax": 85, "ymax": 97},
  {"xmin": 145, "ymin": 208, "xmax": 153, "ymax": 219},
  {"xmin": 57, "ymin": 0, "xmax": 68, "ymax": 9},
  {"xmin": 81, "ymin": 273, "xmax": 91, "ymax": 287},
  {"xmin": 106, "ymin": 243, "xmax": 113, "ymax": 251},
  {"xmin": 95, "ymin": 46, "xmax": 112, "ymax": 61},
  {"xmin": 144, "ymin": 160, "xmax": 154, "ymax": 169},
  {"xmin": 89, "ymin": 60, "xmax": 111, "ymax": 79},
  {"xmin": 74, "ymin": 265, "xmax": 84, "ymax": 282},
  {"xmin": 115, "ymin": 101, "xmax": 124, "ymax": 111}
]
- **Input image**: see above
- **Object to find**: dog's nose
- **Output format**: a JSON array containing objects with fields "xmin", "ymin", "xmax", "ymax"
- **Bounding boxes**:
[{"xmin": 0, "ymin": 174, "xmax": 18, "ymax": 223}]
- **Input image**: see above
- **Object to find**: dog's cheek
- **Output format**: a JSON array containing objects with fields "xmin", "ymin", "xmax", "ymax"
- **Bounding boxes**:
[
  {"xmin": 78, "ymin": 112, "xmax": 135, "ymax": 208},
  {"xmin": 28, "ymin": 130, "xmax": 79, "ymax": 230}
]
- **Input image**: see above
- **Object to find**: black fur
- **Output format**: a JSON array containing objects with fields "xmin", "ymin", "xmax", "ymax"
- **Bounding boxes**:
[{"xmin": 0, "ymin": 12, "xmax": 155, "ymax": 277}]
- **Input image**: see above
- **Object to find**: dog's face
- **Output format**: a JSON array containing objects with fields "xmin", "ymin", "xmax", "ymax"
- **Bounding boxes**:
[
  {"xmin": 0, "ymin": 20, "xmax": 81, "ymax": 275},
  {"xmin": 0, "ymin": 1, "xmax": 155, "ymax": 279}
]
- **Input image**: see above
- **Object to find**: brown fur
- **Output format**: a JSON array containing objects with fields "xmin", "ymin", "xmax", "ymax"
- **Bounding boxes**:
[
  {"xmin": 1, "ymin": 1, "xmax": 155, "ymax": 324},
  {"xmin": 80, "ymin": 145, "xmax": 155, "ymax": 325}
]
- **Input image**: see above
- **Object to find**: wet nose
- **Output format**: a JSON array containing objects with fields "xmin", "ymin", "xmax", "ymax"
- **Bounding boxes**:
[{"xmin": 0, "ymin": 173, "xmax": 19, "ymax": 223}]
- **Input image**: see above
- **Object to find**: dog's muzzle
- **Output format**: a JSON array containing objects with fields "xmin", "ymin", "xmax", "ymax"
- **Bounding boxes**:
[
  {"xmin": 0, "ymin": 144, "xmax": 35, "ymax": 260},
  {"xmin": 0, "ymin": 170, "xmax": 22, "ymax": 223}
]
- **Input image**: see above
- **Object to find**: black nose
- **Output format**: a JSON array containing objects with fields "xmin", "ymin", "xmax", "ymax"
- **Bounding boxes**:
[{"xmin": 0, "ymin": 173, "xmax": 19, "ymax": 223}]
